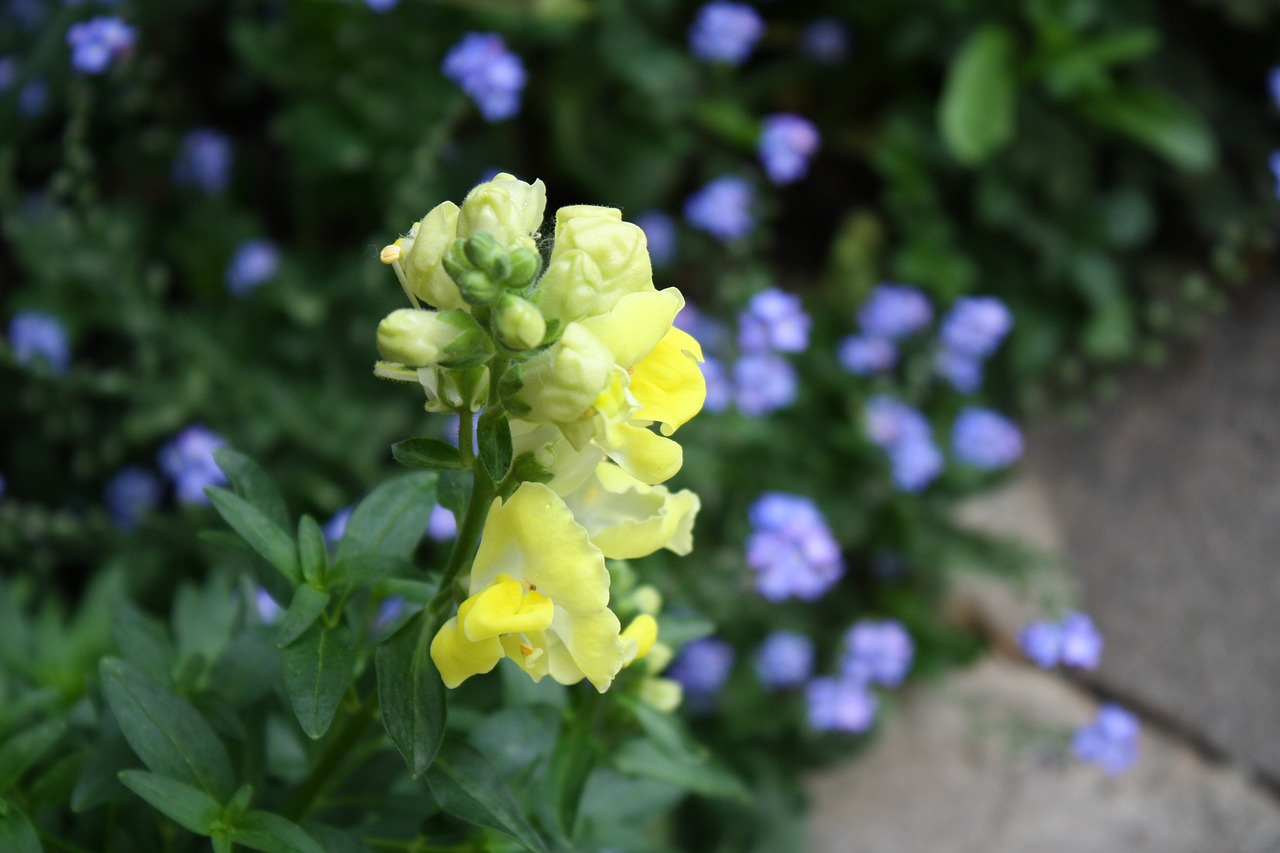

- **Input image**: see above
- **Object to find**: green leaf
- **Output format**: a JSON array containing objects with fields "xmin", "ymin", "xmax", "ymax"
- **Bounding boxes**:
[
  {"xmin": 99, "ymin": 658, "xmax": 235, "ymax": 802},
  {"xmin": 478, "ymin": 411, "xmax": 514, "ymax": 483},
  {"xmin": 326, "ymin": 555, "xmax": 416, "ymax": 590},
  {"xmin": 1076, "ymin": 84, "xmax": 1216, "ymax": 172},
  {"xmin": 939, "ymin": 24, "xmax": 1019, "ymax": 165},
  {"xmin": 112, "ymin": 603, "xmax": 176, "ymax": 686},
  {"xmin": 280, "ymin": 623, "xmax": 355, "ymax": 739},
  {"xmin": 213, "ymin": 448, "xmax": 289, "ymax": 530},
  {"xmin": 0, "ymin": 719, "xmax": 66, "ymax": 794},
  {"xmin": 212, "ymin": 626, "xmax": 280, "ymax": 707},
  {"xmin": 118, "ymin": 770, "xmax": 221, "ymax": 835},
  {"xmin": 229, "ymin": 810, "xmax": 325, "ymax": 853},
  {"xmin": 207, "ymin": 488, "xmax": 301, "ymax": 586},
  {"xmin": 0, "ymin": 802, "xmax": 41, "ymax": 853},
  {"xmin": 276, "ymin": 586, "xmax": 331, "ymax": 650},
  {"xmin": 611, "ymin": 738, "xmax": 750, "ymax": 802},
  {"xmin": 335, "ymin": 473, "xmax": 436, "ymax": 564},
  {"xmin": 297, "ymin": 516, "xmax": 328, "ymax": 587},
  {"xmin": 391, "ymin": 438, "xmax": 466, "ymax": 471},
  {"xmin": 547, "ymin": 715, "xmax": 595, "ymax": 839},
  {"xmin": 425, "ymin": 740, "xmax": 549, "ymax": 853},
  {"xmin": 71, "ymin": 717, "xmax": 135, "ymax": 813},
  {"xmin": 617, "ymin": 695, "xmax": 691, "ymax": 758},
  {"xmin": 375, "ymin": 613, "xmax": 446, "ymax": 777}
]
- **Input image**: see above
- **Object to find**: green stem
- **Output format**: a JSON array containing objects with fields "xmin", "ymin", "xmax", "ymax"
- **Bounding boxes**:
[
  {"xmin": 283, "ymin": 694, "xmax": 378, "ymax": 821},
  {"xmin": 428, "ymin": 468, "xmax": 494, "ymax": 620}
]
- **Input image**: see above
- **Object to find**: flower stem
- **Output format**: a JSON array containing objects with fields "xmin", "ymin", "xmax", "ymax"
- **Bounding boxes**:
[
  {"xmin": 428, "ymin": 464, "xmax": 493, "ymax": 620},
  {"xmin": 283, "ymin": 694, "xmax": 377, "ymax": 821}
]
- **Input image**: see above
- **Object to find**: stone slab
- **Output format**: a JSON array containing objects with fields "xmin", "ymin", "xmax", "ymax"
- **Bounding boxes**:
[
  {"xmin": 807, "ymin": 658, "xmax": 1280, "ymax": 853},
  {"xmin": 1029, "ymin": 283, "xmax": 1280, "ymax": 781}
]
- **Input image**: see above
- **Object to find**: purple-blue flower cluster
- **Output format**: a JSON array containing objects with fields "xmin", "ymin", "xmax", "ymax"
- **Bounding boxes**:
[
  {"xmin": 684, "ymin": 176, "xmax": 754, "ymax": 242},
  {"xmin": 225, "ymin": 239, "xmax": 280, "ymax": 296},
  {"xmin": 668, "ymin": 637, "xmax": 735, "ymax": 698},
  {"xmin": 157, "ymin": 424, "xmax": 228, "ymax": 506},
  {"xmin": 732, "ymin": 353, "xmax": 796, "ymax": 416},
  {"xmin": 936, "ymin": 296, "xmax": 1013, "ymax": 392},
  {"xmin": 838, "ymin": 284, "xmax": 931, "ymax": 377},
  {"xmin": 754, "ymin": 630, "xmax": 814, "ymax": 689},
  {"xmin": 1073, "ymin": 704, "xmax": 1139, "ymax": 774},
  {"xmin": 104, "ymin": 466, "xmax": 161, "ymax": 530},
  {"xmin": 8, "ymin": 311, "xmax": 70, "ymax": 374},
  {"xmin": 442, "ymin": 33, "xmax": 526, "ymax": 123},
  {"xmin": 806, "ymin": 676, "xmax": 877, "ymax": 733},
  {"xmin": 324, "ymin": 505, "xmax": 352, "ymax": 546},
  {"xmin": 688, "ymin": 2, "xmax": 764, "ymax": 66},
  {"xmin": 758, "ymin": 114, "xmax": 820, "ymax": 185},
  {"xmin": 635, "ymin": 211, "xmax": 676, "ymax": 267},
  {"xmin": 745, "ymin": 492, "xmax": 844, "ymax": 601},
  {"xmin": 1019, "ymin": 611, "xmax": 1103, "ymax": 670},
  {"xmin": 863, "ymin": 396, "xmax": 943, "ymax": 492},
  {"xmin": 841, "ymin": 619, "xmax": 914, "ymax": 687},
  {"xmin": 427, "ymin": 505, "xmax": 457, "ymax": 541},
  {"xmin": 951, "ymin": 407, "xmax": 1023, "ymax": 469},
  {"xmin": 173, "ymin": 129, "xmax": 233, "ymax": 195},
  {"xmin": 67, "ymin": 16, "xmax": 135, "ymax": 74},
  {"xmin": 738, "ymin": 288, "xmax": 810, "ymax": 353}
]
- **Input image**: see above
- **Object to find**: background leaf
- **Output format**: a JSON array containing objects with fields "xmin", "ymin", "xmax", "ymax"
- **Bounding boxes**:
[
  {"xmin": 280, "ymin": 623, "xmax": 355, "ymax": 740},
  {"xmin": 939, "ymin": 24, "xmax": 1019, "ymax": 164},
  {"xmin": 391, "ymin": 438, "xmax": 466, "ymax": 471},
  {"xmin": 207, "ymin": 488, "xmax": 301, "ymax": 586},
  {"xmin": 425, "ymin": 739, "xmax": 550, "ymax": 853},
  {"xmin": 118, "ymin": 770, "xmax": 221, "ymax": 835},
  {"xmin": 335, "ymin": 472, "xmax": 437, "ymax": 563},
  {"xmin": 375, "ymin": 613, "xmax": 446, "ymax": 777}
]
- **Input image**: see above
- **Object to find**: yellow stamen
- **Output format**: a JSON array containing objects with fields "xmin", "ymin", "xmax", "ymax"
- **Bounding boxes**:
[{"xmin": 379, "ymin": 244, "xmax": 402, "ymax": 264}]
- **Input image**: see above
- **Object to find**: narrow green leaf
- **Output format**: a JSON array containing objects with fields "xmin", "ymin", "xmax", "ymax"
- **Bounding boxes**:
[
  {"xmin": 0, "ymin": 802, "xmax": 41, "ymax": 853},
  {"xmin": 547, "ymin": 717, "xmax": 595, "ymax": 839},
  {"xmin": 335, "ymin": 473, "xmax": 436, "ymax": 564},
  {"xmin": 213, "ymin": 448, "xmax": 289, "ymax": 530},
  {"xmin": 391, "ymin": 438, "xmax": 466, "ymax": 471},
  {"xmin": 1077, "ymin": 84, "xmax": 1216, "ymax": 172},
  {"xmin": 939, "ymin": 24, "xmax": 1019, "ymax": 164},
  {"xmin": 0, "ymin": 719, "xmax": 66, "ymax": 794},
  {"xmin": 112, "ymin": 603, "xmax": 175, "ymax": 685},
  {"xmin": 99, "ymin": 658, "xmax": 235, "ymax": 802},
  {"xmin": 617, "ymin": 695, "xmax": 693, "ymax": 758},
  {"xmin": 297, "ymin": 516, "xmax": 328, "ymax": 587},
  {"xmin": 280, "ymin": 623, "xmax": 354, "ymax": 739},
  {"xmin": 275, "ymin": 586, "xmax": 331, "ymax": 650},
  {"xmin": 211, "ymin": 626, "xmax": 281, "ymax": 707},
  {"xmin": 118, "ymin": 770, "xmax": 221, "ymax": 835},
  {"xmin": 71, "ymin": 717, "xmax": 135, "ymax": 813},
  {"xmin": 478, "ymin": 411, "xmax": 513, "ymax": 483},
  {"xmin": 612, "ymin": 738, "xmax": 750, "ymax": 802},
  {"xmin": 229, "ymin": 810, "xmax": 325, "ymax": 853},
  {"xmin": 207, "ymin": 488, "xmax": 301, "ymax": 586},
  {"xmin": 376, "ymin": 613, "xmax": 446, "ymax": 777},
  {"xmin": 425, "ymin": 740, "xmax": 550, "ymax": 853},
  {"xmin": 326, "ymin": 555, "xmax": 416, "ymax": 591}
]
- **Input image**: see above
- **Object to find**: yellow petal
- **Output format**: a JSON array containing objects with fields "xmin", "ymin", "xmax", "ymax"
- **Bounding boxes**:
[
  {"xmin": 629, "ymin": 326, "xmax": 706, "ymax": 435},
  {"xmin": 430, "ymin": 602, "xmax": 504, "ymax": 689},
  {"xmin": 602, "ymin": 422, "xmax": 683, "ymax": 485},
  {"xmin": 577, "ymin": 289, "xmax": 684, "ymax": 369},
  {"xmin": 500, "ymin": 631, "xmax": 551, "ymax": 682},
  {"xmin": 622, "ymin": 614, "xmax": 658, "ymax": 663},
  {"xmin": 549, "ymin": 607, "xmax": 628, "ymax": 693},
  {"xmin": 469, "ymin": 483, "xmax": 610, "ymax": 615},
  {"xmin": 462, "ymin": 578, "xmax": 555, "ymax": 642},
  {"xmin": 562, "ymin": 462, "xmax": 700, "ymax": 559}
]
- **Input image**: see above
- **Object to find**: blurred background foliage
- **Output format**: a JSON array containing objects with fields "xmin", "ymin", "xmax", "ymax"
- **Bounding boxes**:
[{"xmin": 1, "ymin": 0, "xmax": 1277, "ymax": 848}]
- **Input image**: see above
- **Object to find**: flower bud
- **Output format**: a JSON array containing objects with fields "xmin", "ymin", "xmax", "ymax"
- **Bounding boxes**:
[
  {"xmin": 494, "ymin": 294, "xmax": 547, "ymax": 350},
  {"xmin": 539, "ymin": 207, "xmax": 653, "ymax": 325},
  {"xmin": 405, "ymin": 202, "xmax": 466, "ymax": 311},
  {"xmin": 377, "ymin": 308, "xmax": 487, "ymax": 367},
  {"xmin": 463, "ymin": 232, "xmax": 504, "ymax": 274},
  {"xmin": 638, "ymin": 676, "xmax": 682, "ymax": 712},
  {"xmin": 504, "ymin": 245, "xmax": 543, "ymax": 289},
  {"xmin": 632, "ymin": 585, "xmax": 663, "ymax": 616},
  {"xmin": 513, "ymin": 323, "xmax": 614, "ymax": 423},
  {"xmin": 417, "ymin": 364, "xmax": 490, "ymax": 413},
  {"xmin": 457, "ymin": 173, "xmax": 547, "ymax": 248}
]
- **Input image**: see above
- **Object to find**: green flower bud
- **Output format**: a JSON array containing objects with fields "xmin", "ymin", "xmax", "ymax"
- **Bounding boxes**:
[
  {"xmin": 513, "ymin": 323, "xmax": 613, "ymax": 423},
  {"xmin": 418, "ymin": 364, "xmax": 490, "ymax": 413},
  {"xmin": 463, "ymin": 232, "xmax": 504, "ymax": 274},
  {"xmin": 458, "ymin": 270, "xmax": 501, "ymax": 306},
  {"xmin": 457, "ymin": 173, "xmax": 547, "ymax": 248},
  {"xmin": 404, "ymin": 202, "xmax": 466, "ymax": 311},
  {"xmin": 494, "ymin": 294, "xmax": 547, "ymax": 351},
  {"xmin": 377, "ymin": 308, "xmax": 487, "ymax": 367},
  {"xmin": 504, "ymin": 245, "xmax": 544, "ymax": 289},
  {"xmin": 539, "ymin": 206, "xmax": 653, "ymax": 325}
]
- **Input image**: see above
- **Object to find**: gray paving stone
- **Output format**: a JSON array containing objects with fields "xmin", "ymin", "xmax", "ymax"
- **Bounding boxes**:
[
  {"xmin": 1029, "ymin": 284, "xmax": 1280, "ymax": 781},
  {"xmin": 807, "ymin": 658, "xmax": 1280, "ymax": 853}
]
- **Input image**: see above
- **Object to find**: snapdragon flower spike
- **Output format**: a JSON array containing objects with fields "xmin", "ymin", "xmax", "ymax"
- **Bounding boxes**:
[
  {"xmin": 840, "ymin": 619, "xmax": 914, "ymax": 687},
  {"xmin": 225, "ymin": 239, "xmax": 280, "ymax": 296},
  {"xmin": 738, "ymin": 288, "xmax": 811, "ymax": 353},
  {"xmin": 759, "ymin": 114, "xmax": 820, "ymax": 185},
  {"xmin": 689, "ymin": 1, "xmax": 764, "ymax": 65},
  {"xmin": 173, "ymin": 129, "xmax": 233, "ymax": 195},
  {"xmin": 1073, "ymin": 704, "xmax": 1139, "ymax": 774},
  {"xmin": 157, "ymin": 424, "xmax": 228, "ymax": 506},
  {"xmin": 442, "ymin": 33, "xmax": 526, "ymax": 122},
  {"xmin": 838, "ymin": 335, "xmax": 896, "ymax": 375},
  {"xmin": 103, "ymin": 466, "xmax": 161, "ymax": 530},
  {"xmin": 807, "ymin": 676, "xmax": 878, "ymax": 733},
  {"xmin": 668, "ymin": 637, "xmax": 735, "ymax": 697},
  {"xmin": 858, "ymin": 284, "xmax": 933, "ymax": 340},
  {"xmin": 745, "ymin": 492, "xmax": 844, "ymax": 601},
  {"xmin": 67, "ymin": 15, "xmax": 135, "ymax": 74},
  {"xmin": 430, "ymin": 482, "xmax": 635, "ymax": 692},
  {"xmin": 951, "ymin": 407, "xmax": 1023, "ymax": 469},
  {"xmin": 684, "ymin": 176, "xmax": 754, "ymax": 242},
  {"xmin": 8, "ymin": 310, "xmax": 70, "ymax": 374},
  {"xmin": 755, "ymin": 630, "xmax": 814, "ymax": 689}
]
